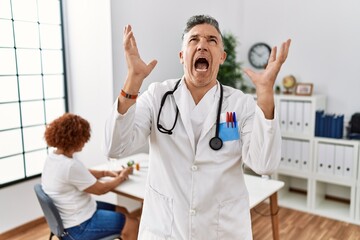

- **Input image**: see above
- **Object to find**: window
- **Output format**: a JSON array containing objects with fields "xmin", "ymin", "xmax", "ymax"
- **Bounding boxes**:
[{"xmin": 0, "ymin": 0, "xmax": 67, "ymax": 187}]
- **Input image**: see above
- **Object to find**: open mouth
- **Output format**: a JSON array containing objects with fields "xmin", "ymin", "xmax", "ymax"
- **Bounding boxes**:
[{"xmin": 195, "ymin": 58, "xmax": 209, "ymax": 72}]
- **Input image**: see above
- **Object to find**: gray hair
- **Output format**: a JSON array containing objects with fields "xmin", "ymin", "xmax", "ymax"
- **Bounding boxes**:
[{"xmin": 182, "ymin": 15, "xmax": 223, "ymax": 40}]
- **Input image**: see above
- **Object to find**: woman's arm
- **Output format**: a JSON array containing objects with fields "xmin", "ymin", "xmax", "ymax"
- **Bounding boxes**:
[
  {"xmin": 89, "ymin": 169, "xmax": 124, "ymax": 179},
  {"xmin": 85, "ymin": 167, "xmax": 133, "ymax": 195}
]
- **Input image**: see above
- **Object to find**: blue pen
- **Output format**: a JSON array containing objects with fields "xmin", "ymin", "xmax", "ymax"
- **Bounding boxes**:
[{"xmin": 233, "ymin": 112, "xmax": 237, "ymax": 128}]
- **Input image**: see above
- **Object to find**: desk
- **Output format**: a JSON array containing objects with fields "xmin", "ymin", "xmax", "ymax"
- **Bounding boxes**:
[{"xmin": 96, "ymin": 153, "xmax": 284, "ymax": 240}]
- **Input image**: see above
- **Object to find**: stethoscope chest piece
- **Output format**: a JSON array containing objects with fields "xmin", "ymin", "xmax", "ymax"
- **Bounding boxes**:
[{"xmin": 209, "ymin": 136, "xmax": 223, "ymax": 151}]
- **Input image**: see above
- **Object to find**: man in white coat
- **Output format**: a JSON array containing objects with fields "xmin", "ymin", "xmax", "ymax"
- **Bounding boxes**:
[{"xmin": 104, "ymin": 15, "xmax": 291, "ymax": 240}]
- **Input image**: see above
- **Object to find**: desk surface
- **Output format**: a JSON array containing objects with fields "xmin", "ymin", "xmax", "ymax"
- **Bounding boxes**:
[{"xmin": 95, "ymin": 153, "xmax": 284, "ymax": 207}]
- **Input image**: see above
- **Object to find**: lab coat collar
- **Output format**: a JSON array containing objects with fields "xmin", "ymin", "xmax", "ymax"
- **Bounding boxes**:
[
  {"xmin": 173, "ymin": 77, "xmax": 195, "ymax": 152},
  {"xmin": 200, "ymin": 81, "xmax": 229, "ymax": 142},
  {"xmin": 173, "ymin": 78, "xmax": 230, "ymax": 153}
]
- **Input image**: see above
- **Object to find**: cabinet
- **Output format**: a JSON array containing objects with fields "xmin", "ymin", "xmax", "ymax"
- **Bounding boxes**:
[
  {"xmin": 273, "ymin": 94, "xmax": 360, "ymax": 224},
  {"xmin": 356, "ymin": 151, "xmax": 360, "ymax": 222},
  {"xmin": 312, "ymin": 138, "xmax": 358, "ymax": 222}
]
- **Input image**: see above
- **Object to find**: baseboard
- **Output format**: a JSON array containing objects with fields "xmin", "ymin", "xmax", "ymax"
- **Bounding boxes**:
[{"xmin": 0, "ymin": 217, "xmax": 45, "ymax": 239}]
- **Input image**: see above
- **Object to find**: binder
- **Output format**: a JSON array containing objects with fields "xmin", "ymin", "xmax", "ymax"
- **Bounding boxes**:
[
  {"xmin": 334, "ymin": 145, "xmax": 344, "ymax": 176},
  {"xmin": 314, "ymin": 111, "xmax": 344, "ymax": 139},
  {"xmin": 295, "ymin": 102, "xmax": 304, "ymax": 133},
  {"xmin": 315, "ymin": 110, "xmax": 324, "ymax": 136},
  {"xmin": 330, "ymin": 116, "xmax": 337, "ymax": 138},
  {"xmin": 287, "ymin": 101, "xmax": 296, "ymax": 132},
  {"xmin": 293, "ymin": 140, "xmax": 302, "ymax": 169},
  {"xmin": 301, "ymin": 141, "xmax": 310, "ymax": 171},
  {"xmin": 317, "ymin": 143, "xmax": 326, "ymax": 174},
  {"xmin": 280, "ymin": 138, "xmax": 287, "ymax": 168},
  {"xmin": 303, "ymin": 102, "xmax": 312, "ymax": 134},
  {"xmin": 335, "ymin": 115, "xmax": 344, "ymax": 138},
  {"xmin": 319, "ymin": 114, "xmax": 326, "ymax": 137},
  {"xmin": 343, "ymin": 146, "xmax": 354, "ymax": 178},
  {"xmin": 324, "ymin": 114, "xmax": 335, "ymax": 137},
  {"xmin": 325, "ymin": 144, "xmax": 335, "ymax": 175},
  {"xmin": 286, "ymin": 139, "xmax": 295, "ymax": 168},
  {"xmin": 279, "ymin": 101, "xmax": 288, "ymax": 132}
]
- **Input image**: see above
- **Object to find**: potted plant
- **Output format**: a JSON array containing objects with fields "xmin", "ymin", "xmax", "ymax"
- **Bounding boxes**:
[{"xmin": 217, "ymin": 32, "xmax": 246, "ymax": 91}]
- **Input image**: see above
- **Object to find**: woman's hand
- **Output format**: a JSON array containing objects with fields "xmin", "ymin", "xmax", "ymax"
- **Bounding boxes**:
[
  {"xmin": 86, "ymin": 167, "xmax": 134, "ymax": 195},
  {"xmin": 119, "ymin": 166, "xmax": 134, "ymax": 181}
]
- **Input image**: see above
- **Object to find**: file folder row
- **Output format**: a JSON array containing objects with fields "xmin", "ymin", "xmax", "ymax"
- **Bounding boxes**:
[
  {"xmin": 315, "ymin": 110, "xmax": 344, "ymax": 139},
  {"xmin": 280, "ymin": 139, "xmax": 310, "ymax": 171},
  {"xmin": 317, "ymin": 143, "xmax": 354, "ymax": 178},
  {"xmin": 279, "ymin": 100, "xmax": 312, "ymax": 134}
]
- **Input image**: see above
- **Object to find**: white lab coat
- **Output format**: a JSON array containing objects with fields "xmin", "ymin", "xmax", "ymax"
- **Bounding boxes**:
[{"xmin": 104, "ymin": 78, "xmax": 281, "ymax": 240}]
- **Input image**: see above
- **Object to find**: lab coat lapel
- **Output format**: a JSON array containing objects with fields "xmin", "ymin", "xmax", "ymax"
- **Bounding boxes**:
[
  {"xmin": 173, "ymin": 82, "xmax": 196, "ymax": 153},
  {"xmin": 200, "ymin": 83, "xmax": 229, "ymax": 141}
]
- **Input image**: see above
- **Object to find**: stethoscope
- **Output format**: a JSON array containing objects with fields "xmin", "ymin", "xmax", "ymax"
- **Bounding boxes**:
[{"xmin": 157, "ymin": 79, "xmax": 224, "ymax": 151}]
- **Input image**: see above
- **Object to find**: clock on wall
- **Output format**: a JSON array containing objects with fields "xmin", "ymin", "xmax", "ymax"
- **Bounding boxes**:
[{"xmin": 248, "ymin": 42, "xmax": 272, "ymax": 69}]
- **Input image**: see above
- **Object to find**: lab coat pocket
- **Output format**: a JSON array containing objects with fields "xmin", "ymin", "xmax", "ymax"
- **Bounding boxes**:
[
  {"xmin": 142, "ymin": 184, "xmax": 174, "ymax": 237},
  {"xmin": 219, "ymin": 122, "xmax": 240, "ymax": 142},
  {"xmin": 218, "ymin": 112, "xmax": 240, "ymax": 142},
  {"xmin": 217, "ymin": 196, "xmax": 252, "ymax": 240}
]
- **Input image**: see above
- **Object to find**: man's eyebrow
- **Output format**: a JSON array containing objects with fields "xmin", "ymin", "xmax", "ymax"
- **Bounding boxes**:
[
  {"xmin": 188, "ymin": 34, "xmax": 219, "ymax": 40},
  {"xmin": 188, "ymin": 34, "xmax": 200, "ymax": 39},
  {"xmin": 208, "ymin": 35, "xmax": 218, "ymax": 38}
]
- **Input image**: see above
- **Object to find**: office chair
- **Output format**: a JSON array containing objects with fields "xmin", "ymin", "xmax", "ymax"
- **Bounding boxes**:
[{"xmin": 34, "ymin": 184, "xmax": 119, "ymax": 240}]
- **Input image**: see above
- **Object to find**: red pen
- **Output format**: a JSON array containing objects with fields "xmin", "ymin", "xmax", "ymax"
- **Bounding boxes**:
[{"xmin": 226, "ymin": 112, "xmax": 230, "ymax": 127}]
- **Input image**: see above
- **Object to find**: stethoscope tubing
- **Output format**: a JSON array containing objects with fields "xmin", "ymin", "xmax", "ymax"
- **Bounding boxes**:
[{"xmin": 156, "ymin": 79, "xmax": 223, "ymax": 150}]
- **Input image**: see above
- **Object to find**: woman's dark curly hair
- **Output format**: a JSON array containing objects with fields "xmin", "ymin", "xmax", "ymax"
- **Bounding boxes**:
[{"xmin": 44, "ymin": 113, "xmax": 91, "ymax": 153}]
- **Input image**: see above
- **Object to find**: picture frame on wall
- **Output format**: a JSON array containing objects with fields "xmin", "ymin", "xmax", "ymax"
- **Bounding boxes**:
[{"xmin": 295, "ymin": 83, "xmax": 313, "ymax": 96}]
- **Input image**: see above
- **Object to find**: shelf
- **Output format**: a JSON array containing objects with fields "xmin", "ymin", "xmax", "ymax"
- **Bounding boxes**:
[
  {"xmin": 282, "ymin": 132, "xmax": 313, "ymax": 141},
  {"xmin": 276, "ymin": 173, "xmax": 309, "ymax": 211},
  {"xmin": 356, "ymin": 181, "xmax": 360, "ymax": 221},
  {"xmin": 314, "ymin": 139, "xmax": 359, "ymax": 182},
  {"xmin": 313, "ymin": 180, "xmax": 355, "ymax": 220},
  {"xmin": 315, "ymin": 174, "xmax": 356, "ymax": 187},
  {"xmin": 274, "ymin": 93, "xmax": 360, "ymax": 225},
  {"xmin": 275, "ymin": 94, "xmax": 326, "ymax": 102},
  {"xmin": 276, "ymin": 168, "xmax": 312, "ymax": 178},
  {"xmin": 315, "ymin": 137, "xmax": 360, "ymax": 146},
  {"xmin": 278, "ymin": 191, "xmax": 308, "ymax": 212},
  {"xmin": 314, "ymin": 199, "xmax": 352, "ymax": 222}
]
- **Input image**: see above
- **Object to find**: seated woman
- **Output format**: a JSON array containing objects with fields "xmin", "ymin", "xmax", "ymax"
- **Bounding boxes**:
[{"xmin": 42, "ymin": 113, "xmax": 138, "ymax": 240}]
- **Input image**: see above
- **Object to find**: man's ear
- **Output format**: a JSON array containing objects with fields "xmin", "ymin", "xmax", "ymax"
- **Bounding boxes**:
[
  {"xmin": 220, "ymin": 51, "xmax": 227, "ymax": 64},
  {"xmin": 179, "ymin": 51, "xmax": 184, "ymax": 64}
]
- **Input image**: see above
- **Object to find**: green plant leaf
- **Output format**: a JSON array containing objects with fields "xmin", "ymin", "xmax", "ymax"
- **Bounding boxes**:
[{"xmin": 217, "ymin": 32, "xmax": 244, "ymax": 90}]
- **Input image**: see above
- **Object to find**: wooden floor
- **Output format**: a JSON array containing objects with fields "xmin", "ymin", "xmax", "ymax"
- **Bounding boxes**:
[
  {"xmin": 251, "ymin": 203, "xmax": 360, "ymax": 240},
  {"xmin": 4, "ymin": 202, "xmax": 360, "ymax": 240}
]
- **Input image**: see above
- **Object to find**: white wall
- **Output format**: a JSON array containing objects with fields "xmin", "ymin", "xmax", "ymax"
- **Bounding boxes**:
[
  {"xmin": 241, "ymin": 0, "xmax": 360, "ymax": 124},
  {"xmin": 2, "ymin": 0, "xmax": 360, "ymax": 234},
  {"xmin": 63, "ymin": 0, "xmax": 114, "ymax": 168},
  {"xmin": 110, "ymin": 0, "xmax": 245, "ymax": 99},
  {"xmin": 111, "ymin": 0, "xmax": 360, "ymax": 124}
]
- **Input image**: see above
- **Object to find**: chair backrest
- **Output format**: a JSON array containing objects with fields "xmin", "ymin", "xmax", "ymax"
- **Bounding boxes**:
[
  {"xmin": 34, "ymin": 184, "xmax": 120, "ymax": 240},
  {"xmin": 34, "ymin": 184, "xmax": 67, "ymax": 238}
]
